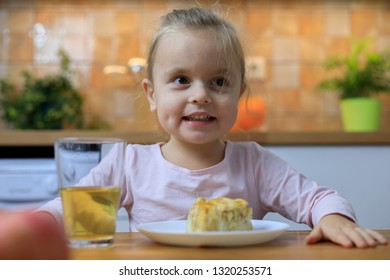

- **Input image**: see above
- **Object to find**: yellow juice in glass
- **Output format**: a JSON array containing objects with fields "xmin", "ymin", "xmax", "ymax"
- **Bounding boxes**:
[{"xmin": 60, "ymin": 186, "xmax": 120, "ymax": 243}]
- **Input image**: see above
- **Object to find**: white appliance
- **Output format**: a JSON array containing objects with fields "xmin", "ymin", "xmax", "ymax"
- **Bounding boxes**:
[
  {"xmin": 0, "ymin": 158, "xmax": 130, "ymax": 231},
  {"xmin": 0, "ymin": 159, "xmax": 58, "ymax": 212}
]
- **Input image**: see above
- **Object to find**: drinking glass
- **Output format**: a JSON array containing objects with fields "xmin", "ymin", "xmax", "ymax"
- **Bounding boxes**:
[{"xmin": 55, "ymin": 137, "xmax": 126, "ymax": 248}]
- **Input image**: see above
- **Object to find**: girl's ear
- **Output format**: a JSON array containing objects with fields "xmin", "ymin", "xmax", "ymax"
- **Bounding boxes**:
[{"xmin": 142, "ymin": 78, "xmax": 157, "ymax": 112}]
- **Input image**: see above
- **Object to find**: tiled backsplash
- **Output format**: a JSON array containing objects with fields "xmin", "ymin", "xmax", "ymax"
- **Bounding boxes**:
[{"xmin": 0, "ymin": 0, "xmax": 389, "ymax": 131}]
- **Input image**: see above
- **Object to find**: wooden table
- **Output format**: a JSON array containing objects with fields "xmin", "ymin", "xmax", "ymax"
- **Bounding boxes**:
[{"xmin": 71, "ymin": 230, "xmax": 390, "ymax": 260}]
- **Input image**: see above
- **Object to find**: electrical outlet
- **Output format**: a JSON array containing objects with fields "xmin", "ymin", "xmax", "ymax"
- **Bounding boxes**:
[{"xmin": 246, "ymin": 56, "xmax": 265, "ymax": 81}]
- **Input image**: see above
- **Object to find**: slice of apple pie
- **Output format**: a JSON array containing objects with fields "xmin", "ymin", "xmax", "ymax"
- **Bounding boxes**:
[{"xmin": 186, "ymin": 196, "xmax": 253, "ymax": 232}]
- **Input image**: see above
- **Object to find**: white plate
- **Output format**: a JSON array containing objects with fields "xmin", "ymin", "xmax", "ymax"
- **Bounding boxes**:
[{"xmin": 136, "ymin": 220, "xmax": 289, "ymax": 247}]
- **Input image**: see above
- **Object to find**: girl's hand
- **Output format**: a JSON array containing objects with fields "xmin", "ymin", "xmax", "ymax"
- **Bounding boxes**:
[
  {"xmin": 306, "ymin": 214, "xmax": 388, "ymax": 248},
  {"xmin": 0, "ymin": 211, "xmax": 69, "ymax": 259}
]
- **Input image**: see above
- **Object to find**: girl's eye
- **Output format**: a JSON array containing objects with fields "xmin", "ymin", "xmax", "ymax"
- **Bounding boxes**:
[
  {"xmin": 173, "ymin": 76, "xmax": 190, "ymax": 85},
  {"xmin": 210, "ymin": 77, "xmax": 229, "ymax": 88}
]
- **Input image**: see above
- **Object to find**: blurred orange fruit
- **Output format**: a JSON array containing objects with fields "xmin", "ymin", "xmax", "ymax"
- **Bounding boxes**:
[{"xmin": 231, "ymin": 95, "xmax": 265, "ymax": 131}]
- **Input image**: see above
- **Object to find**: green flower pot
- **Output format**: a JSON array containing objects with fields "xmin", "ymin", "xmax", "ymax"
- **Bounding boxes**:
[{"xmin": 340, "ymin": 97, "xmax": 382, "ymax": 132}]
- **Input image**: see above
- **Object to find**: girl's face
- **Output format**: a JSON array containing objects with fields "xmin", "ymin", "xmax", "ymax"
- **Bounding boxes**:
[{"xmin": 143, "ymin": 29, "xmax": 245, "ymax": 145}]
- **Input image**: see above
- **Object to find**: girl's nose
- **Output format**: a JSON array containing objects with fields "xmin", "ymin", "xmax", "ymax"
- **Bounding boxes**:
[{"xmin": 189, "ymin": 83, "xmax": 211, "ymax": 104}]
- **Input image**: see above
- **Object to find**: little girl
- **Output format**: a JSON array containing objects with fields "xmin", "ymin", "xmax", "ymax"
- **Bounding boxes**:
[{"xmin": 39, "ymin": 6, "xmax": 386, "ymax": 248}]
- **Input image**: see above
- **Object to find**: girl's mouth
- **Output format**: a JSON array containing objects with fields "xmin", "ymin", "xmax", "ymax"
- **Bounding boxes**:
[{"xmin": 182, "ymin": 115, "xmax": 216, "ymax": 121}]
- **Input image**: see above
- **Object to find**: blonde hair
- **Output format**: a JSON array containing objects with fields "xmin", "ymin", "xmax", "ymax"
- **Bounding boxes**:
[{"xmin": 146, "ymin": 7, "xmax": 246, "ymax": 90}]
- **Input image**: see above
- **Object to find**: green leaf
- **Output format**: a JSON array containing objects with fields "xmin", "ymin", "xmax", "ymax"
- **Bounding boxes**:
[
  {"xmin": 0, "ymin": 49, "xmax": 85, "ymax": 129},
  {"xmin": 317, "ymin": 37, "xmax": 390, "ymax": 99}
]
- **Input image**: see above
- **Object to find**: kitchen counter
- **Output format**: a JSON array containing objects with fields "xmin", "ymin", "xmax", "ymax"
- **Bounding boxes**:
[{"xmin": 1, "ymin": 130, "xmax": 390, "ymax": 146}]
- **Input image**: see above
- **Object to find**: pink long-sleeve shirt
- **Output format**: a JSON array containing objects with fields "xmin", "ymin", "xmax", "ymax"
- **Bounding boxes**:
[{"xmin": 39, "ymin": 141, "xmax": 356, "ymax": 232}]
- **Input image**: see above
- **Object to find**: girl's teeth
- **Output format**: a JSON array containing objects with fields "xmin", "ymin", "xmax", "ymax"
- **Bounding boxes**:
[{"xmin": 186, "ymin": 115, "xmax": 212, "ymax": 121}]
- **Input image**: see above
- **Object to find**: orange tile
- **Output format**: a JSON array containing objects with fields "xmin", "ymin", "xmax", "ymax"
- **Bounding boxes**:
[
  {"xmin": 268, "ymin": 89, "xmax": 300, "ymax": 115},
  {"xmin": 62, "ymin": 35, "xmax": 91, "ymax": 61},
  {"xmin": 8, "ymin": 9, "xmax": 33, "ymax": 33},
  {"xmin": 33, "ymin": 64, "xmax": 59, "ymax": 77},
  {"xmin": 267, "ymin": 116, "xmax": 304, "ymax": 132},
  {"xmin": 35, "ymin": 8, "xmax": 61, "ymax": 29},
  {"xmin": 34, "ymin": 0, "xmax": 56, "ymax": 8},
  {"xmin": 246, "ymin": 38, "xmax": 272, "ymax": 61},
  {"xmin": 112, "ymin": 115, "xmax": 160, "ymax": 132},
  {"xmin": 37, "ymin": 0, "xmax": 93, "ymax": 8},
  {"xmin": 300, "ymin": 64, "xmax": 324, "ymax": 90},
  {"xmin": 246, "ymin": 82, "xmax": 268, "ymax": 100},
  {"xmin": 324, "ymin": 10, "xmax": 350, "ymax": 36},
  {"xmin": 246, "ymin": 9, "xmax": 273, "ymax": 38},
  {"xmin": 351, "ymin": 9, "xmax": 377, "ymax": 37},
  {"xmin": 298, "ymin": 0, "xmax": 325, "ymax": 11},
  {"xmin": 91, "ymin": 12, "xmax": 116, "ymax": 36},
  {"xmin": 380, "ymin": 118, "xmax": 390, "ymax": 131},
  {"xmin": 271, "ymin": 63, "xmax": 300, "ymax": 89},
  {"xmin": 300, "ymin": 38, "xmax": 325, "ymax": 62},
  {"xmin": 324, "ymin": 37, "xmax": 350, "ymax": 57},
  {"xmin": 69, "ymin": 64, "xmax": 91, "ymax": 92},
  {"xmin": 8, "ymin": 34, "xmax": 33, "ymax": 61},
  {"xmin": 272, "ymin": 37, "xmax": 300, "ymax": 61},
  {"xmin": 266, "ymin": 0, "xmax": 301, "ymax": 10},
  {"xmin": 138, "ymin": 9, "xmax": 166, "ymax": 52},
  {"xmin": 141, "ymin": 0, "xmax": 167, "ymax": 9},
  {"xmin": 228, "ymin": 10, "xmax": 246, "ymax": 35},
  {"xmin": 299, "ymin": 12, "xmax": 324, "ymax": 37},
  {"xmin": 246, "ymin": 0, "xmax": 270, "ymax": 9},
  {"xmin": 90, "ymin": 65, "xmax": 115, "ymax": 89},
  {"xmin": 74, "ymin": 0, "xmax": 113, "ymax": 9},
  {"xmin": 322, "ymin": 92, "xmax": 341, "ymax": 116},
  {"xmin": 0, "ymin": 37, "xmax": 7, "ymax": 60},
  {"xmin": 61, "ymin": 12, "xmax": 89, "ymax": 35},
  {"xmin": 83, "ymin": 91, "xmax": 113, "ymax": 116},
  {"xmin": 116, "ymin": 35, "xmax": 140, "ymax": 61},
  {"xmin": 221, "ymin": 0, "xmax": 245, "ymax": 9},
  {"xmin": 6, "ymin": 63, "xmax": 33, "ymax": 87},
  {"xmin": 300, "ymin": 89, "xmax": 325, "ymax": 115},
  {"xmin": 378, "ymin": 10, "xmax": 390, "ymax": 35},
  {"xmin": 274, "ymin": 10, "xmax": 299, "ymax": 36},
  {"xmin": 324, "ymin": 116, "xmax": 343, "ymax": 131},
  {"xmin": 379, "ymin": 94, "xmax": 390, "ymax": 113},
  {"xmin": 114, "ymin": 74, "xmax": 138, "ymax": 90},
  {"xmin": 300, "ymin": 117, "xmax": 327, "ymax": 132},
  {"xmin": 116, "ymin": 11, "xmax": 140, "ymax": 35},
  {"xmin": 93, "ymin": 36, "xmax": 116, "ymax": 62},
  {"xmin": 112, "ymin": 89, "xmax": 137, "ymax": 117}
]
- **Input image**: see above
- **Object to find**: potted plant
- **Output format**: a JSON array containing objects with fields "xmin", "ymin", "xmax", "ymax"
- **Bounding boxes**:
[
  {"xmin": 317, "ymin": 38, "xmax": 390, "ymax": 132},
  {"xmin": 0, "ymin": 49, "xmax": 84, "ymax": 129}
]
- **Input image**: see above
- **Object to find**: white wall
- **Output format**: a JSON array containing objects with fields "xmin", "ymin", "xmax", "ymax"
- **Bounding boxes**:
[{"xmin": 263, "ymin": 145, "xmax": 390, "ymax": 230}]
